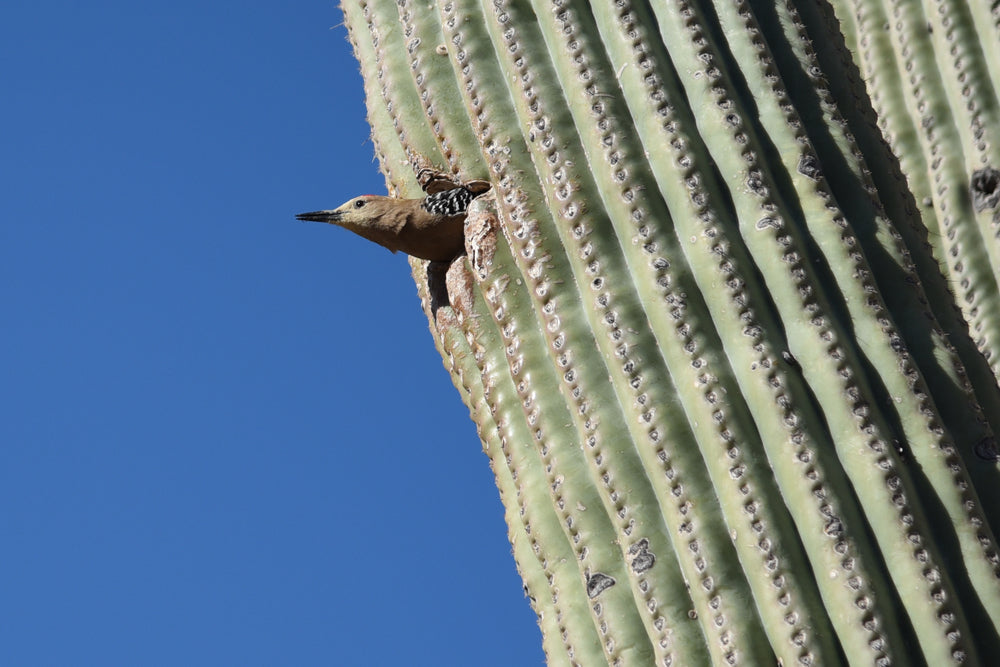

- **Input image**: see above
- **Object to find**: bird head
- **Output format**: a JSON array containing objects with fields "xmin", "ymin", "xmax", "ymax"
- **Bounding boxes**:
[{"xmin": 295, "ymin": 195, "xmax": 388, "ymax": 225}]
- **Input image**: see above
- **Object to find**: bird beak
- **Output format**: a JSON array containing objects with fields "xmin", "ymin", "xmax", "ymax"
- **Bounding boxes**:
[{"xmin": 295, "ymin": 210, "xmax": 342, "ymax": 223}]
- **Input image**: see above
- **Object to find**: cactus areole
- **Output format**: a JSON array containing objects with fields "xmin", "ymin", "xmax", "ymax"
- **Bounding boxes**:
[{"xmin": 327, "ymin": 0, "xmax": 1000, "ymax": 664}]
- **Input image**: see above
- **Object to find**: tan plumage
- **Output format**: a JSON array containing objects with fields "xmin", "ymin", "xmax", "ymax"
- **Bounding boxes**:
[{"xmin": 297, "ymin": 181, "xmax": 489, "ymax": 262}]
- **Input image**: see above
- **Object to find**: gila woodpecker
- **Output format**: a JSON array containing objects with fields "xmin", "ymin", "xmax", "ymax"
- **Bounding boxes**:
[{"xmin": 296, "ymin": 180, "xmax": 490, "ymax": 262}]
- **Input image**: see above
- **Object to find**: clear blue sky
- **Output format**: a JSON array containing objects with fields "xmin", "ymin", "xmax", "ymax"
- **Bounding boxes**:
[{"xmin": 1, "ymin": 3, "xmax": 543, "ymax": 664}]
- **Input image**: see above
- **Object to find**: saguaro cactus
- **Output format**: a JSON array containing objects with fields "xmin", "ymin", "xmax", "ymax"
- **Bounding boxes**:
[{"xmin": 334, "ymin": 0, "xmax": 1000, "ymax": 664}]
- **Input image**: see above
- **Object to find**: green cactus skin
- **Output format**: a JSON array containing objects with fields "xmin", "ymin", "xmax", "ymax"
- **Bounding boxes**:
[
  {"xmin": 335, "ymin": 0, "xmax": 1000, "ymax": 664},
  {"xmin": 829, "ymin": 0, "xmax": 1000, "ymax": 385}
]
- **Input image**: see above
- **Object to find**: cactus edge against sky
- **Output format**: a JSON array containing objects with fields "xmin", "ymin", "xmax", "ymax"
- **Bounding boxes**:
[{"xmin": 337, "ymin": 0, "xmax": 1000, "ymax": 664}]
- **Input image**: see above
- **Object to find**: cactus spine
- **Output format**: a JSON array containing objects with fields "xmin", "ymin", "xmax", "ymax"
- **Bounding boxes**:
[{"xmin": 338, "ymin": 0, "xmax": 1000, "ymax": 664}]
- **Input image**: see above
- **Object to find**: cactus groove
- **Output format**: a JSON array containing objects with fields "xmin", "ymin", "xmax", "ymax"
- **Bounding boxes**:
[{"xmin": 335, "ymin": 0, "xmax": 1000, "ymax": 664}]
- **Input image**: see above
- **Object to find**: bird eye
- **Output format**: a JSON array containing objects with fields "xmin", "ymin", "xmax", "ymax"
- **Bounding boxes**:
[{"xmin": 353, "ymin": 199, "xmax": 366, "ymax": 209}]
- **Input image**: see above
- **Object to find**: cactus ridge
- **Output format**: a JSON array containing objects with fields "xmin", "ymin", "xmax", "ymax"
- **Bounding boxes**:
[
  {"xmin": 396, "ymin": 0, "xmax": 486, "ymax": 179},
  {"xmin": 481, "ymin": 2, "xmax": 811, "ymax": 662},
  {"xmin": 722, "ymin": 0, "xmax": 1000, "ymax": 634},
  {"xmin": 644, "ymin": 3, "xmax": 983, "ymax": 661},
  {"xmin": 477, "ymin": 238, "xmax": 661, "ymax": 665},
  {"xmin": 432, "ymin": 290, "xmax": 584, "ymax": 666},
  {"xmin": 347, "ymin": 8, "xmax": 613, "ymax": 663},
  {"xmin": 443, "ymin": 3, "xmax": 706, "ymax": 663},
  {"xmin": 520, "ymin": 1, "xmax": 869, "ymax": 663},
  {"xmin": 335, "ymin": 0, "xmax": 1000, "ymax": 664},
  {"xmin": 440, "ymin": 8, "xmax": 705, "ymax": 662},
  {"xmin": 466, "ymin": 282, "xmax": 613, "ymax": 666},
  {"xmin": 591, "ymin": 1, "xmax": 924, "ymax": 662},
  {"xmin": 832, "ymin": 0, "xmax": 1000, "ymax": 384},
  {"xmin": 790, "ymin": 0, "xmax": 1000, "ymax": 505}
]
